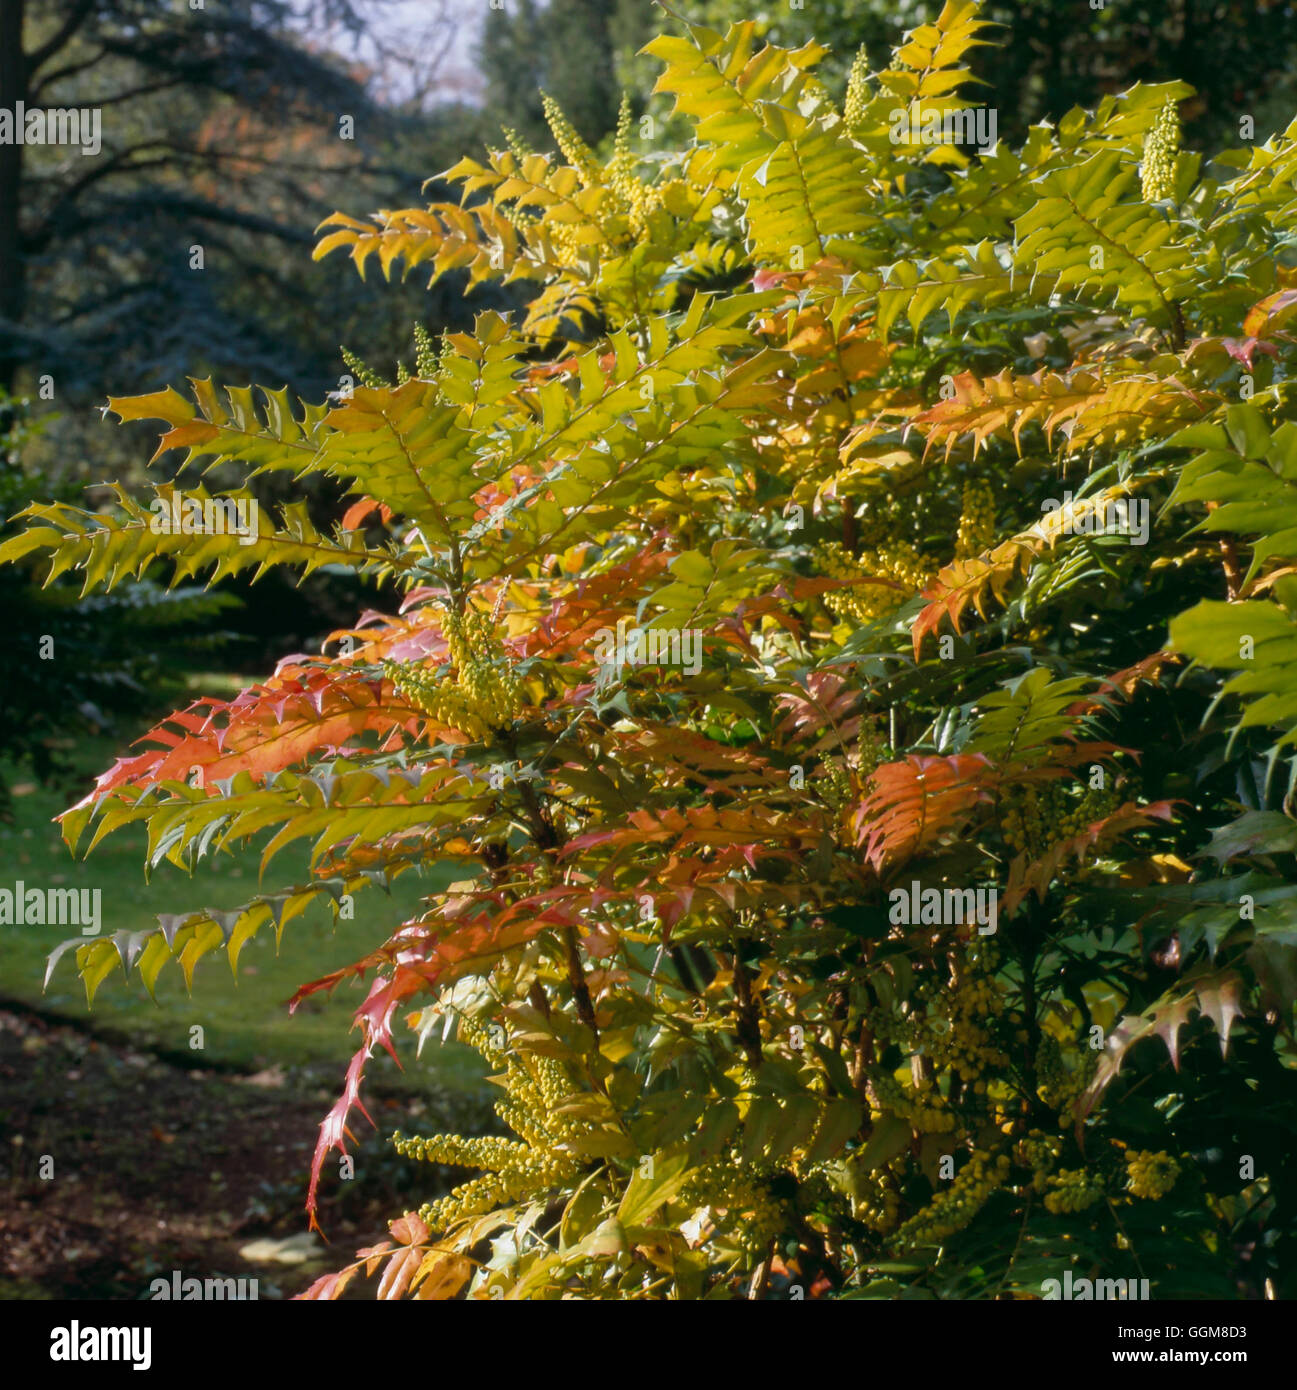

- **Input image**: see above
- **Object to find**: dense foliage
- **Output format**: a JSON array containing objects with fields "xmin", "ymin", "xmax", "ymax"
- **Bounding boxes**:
[
  {"xmin": 9, "ymin": 1, "xmax": 1297, "ymax": 1299},
  {"xmin": 643, "ymin": 0, "xmax": 1297, "ymax": 149},
  {"xmin": 496, "ymin": 0, "xmax": 1297, "ymax": 166}
]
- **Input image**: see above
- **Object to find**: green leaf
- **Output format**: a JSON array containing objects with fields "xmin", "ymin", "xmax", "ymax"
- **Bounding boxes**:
[{"xmin": 617, "ymin": 1152, "xmax": 691, "ymax": 1228}]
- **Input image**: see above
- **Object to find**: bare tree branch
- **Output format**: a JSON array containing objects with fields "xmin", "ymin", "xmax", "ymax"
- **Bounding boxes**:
[
  {"xmin": 25, "ymin": 0, "xmax": 97, "ymax": 78},
  {"xmin": 29, "ymin": 46, "xmax": 109, "ymax": 99}
]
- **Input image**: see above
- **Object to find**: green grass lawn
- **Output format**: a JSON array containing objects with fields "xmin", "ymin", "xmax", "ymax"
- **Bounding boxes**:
[{"xmin": 0, "ymin": 716, "xmax": 486, "ymax": 1093}]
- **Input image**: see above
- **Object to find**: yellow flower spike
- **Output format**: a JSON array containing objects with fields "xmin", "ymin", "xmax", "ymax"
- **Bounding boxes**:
[
  {"xmin": 541, "ymin": 92, "xmax": 602, "ymax": 189},
  {"xmin": 955, "ymin": 479, "xmax": 996, "ymax": 560},
  {"xmin": 843, "ymin": 45, "xmax": 871, "ymax": 138},
  {"xmin": 1141, "ymin": 100, "xmax": 1180, "ymax": 202}
]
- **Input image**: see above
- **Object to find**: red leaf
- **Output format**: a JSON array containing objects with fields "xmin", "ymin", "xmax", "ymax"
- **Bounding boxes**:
[
  {"xmin": 773, "ymin": 671, "xmax": 860, "ymax": 741},
  {"xmin": 1152, "ymin": 993, "xmax": 1195, "ymax": 1071},
  {"xmin": 301, "ymin": 901, "xmax": 562, "ymax": 1226},
  {"xmin": 62, "ymin": 667, "xmax": 427, "ymax": 819},
  {"xmin": 1221, "ymin": 336, "xmax": 1279, "ymax": 371},
  {"xmin": 296, "ymin": 1265, "xmax": 361, "ymax": 1301}
]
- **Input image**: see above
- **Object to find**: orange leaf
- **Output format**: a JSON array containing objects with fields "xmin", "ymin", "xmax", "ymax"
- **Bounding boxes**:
[
  {"xmin": 853, "ymin": 754, "xmax": 995, "ymax": 872},
  {"xmin": 341, "ymin": 497, "xmax": 394, "ymax": 529},
  {"xmin": 1242, "ymin": 287, "xmax": 1297, "ymax": 339}
]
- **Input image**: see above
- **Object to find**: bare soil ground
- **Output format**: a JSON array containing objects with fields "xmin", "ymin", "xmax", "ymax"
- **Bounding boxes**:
[{"xmin": 0, "ymin": 1002, "xmax": 484, "ymax": 1300}]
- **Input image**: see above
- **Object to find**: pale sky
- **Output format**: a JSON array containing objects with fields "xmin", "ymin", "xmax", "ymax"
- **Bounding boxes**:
[{"xmin": 323, "ymin": 0, "xmax": 489, "ymax": 107}]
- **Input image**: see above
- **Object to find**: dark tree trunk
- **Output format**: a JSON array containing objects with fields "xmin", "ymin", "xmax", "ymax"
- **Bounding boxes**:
[{"xmin": 0, "ymin": 0, "xmax": 26, "ymax": 397}]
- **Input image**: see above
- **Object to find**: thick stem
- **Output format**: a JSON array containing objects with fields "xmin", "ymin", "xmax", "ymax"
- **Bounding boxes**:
[
  {"xmin": 732, "ymin": 947, "xmax": 764, "ymax": 1070},
  {"xmin": 481, "ymin": 839, "xmax": 509, "ymax": 886},
  {"xmin": 0, "ymin": 0, "xmax": 27, "ymax": 396},
  {"xmin": 668, "ymin": 944, "xmax": 702, "ymax": 995},
  {"xmin": 1170, "ymin": 302, "xmax": 1187, "ymax": 352},
  {"xmin": 1206, "ymin": 503, "xmax": 1244, "ymax": 599},
  {"xmin": 841, "ymin": 505, "xmax": 859, "ymax": 557},
  {"xmin": 528, "ymin": 979, "xmax": 551, "ymax": 1020},
  {"xmin": 502, "ymin": 734, "xmax": 597, "ymax": 1045},
  {"xmin": 561, "ymin": 924, "xmax": 598, "ymax": 1038}
]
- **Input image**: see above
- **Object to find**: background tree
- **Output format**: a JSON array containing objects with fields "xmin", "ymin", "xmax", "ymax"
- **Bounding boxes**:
[
  {"xmin": 1, "ymin": 0, "xmax": 516, "ymax": 665},
  {"xmin": 477, "ymin": 0, "xmax": 622, "ymax": 150},
  {"xmin": 0, "ymin": 0, "xmax": 503, "ymax": 479}
]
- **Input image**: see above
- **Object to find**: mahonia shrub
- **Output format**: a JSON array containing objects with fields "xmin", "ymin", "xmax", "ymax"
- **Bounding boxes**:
[{"xmin": 10, "ymin": 0, "xmax": 1297, "ymax": 1298}]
